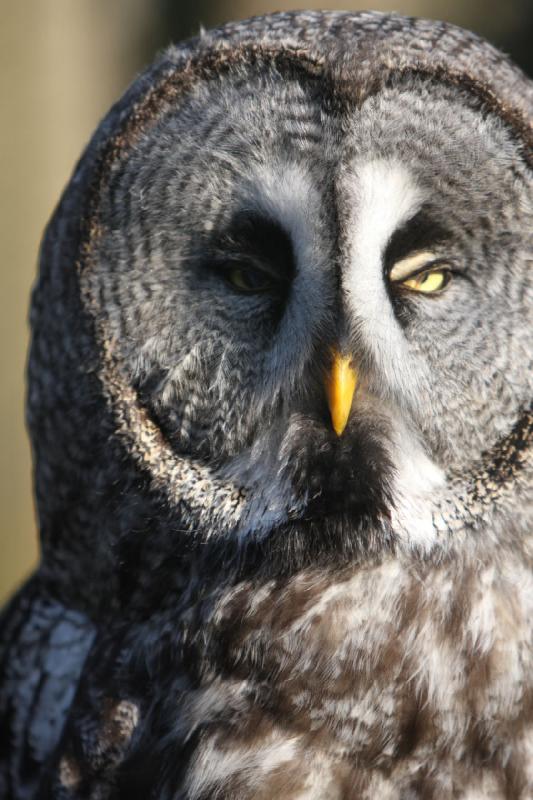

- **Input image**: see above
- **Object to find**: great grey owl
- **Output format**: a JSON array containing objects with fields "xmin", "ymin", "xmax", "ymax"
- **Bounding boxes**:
[{"xmin": 1, "ymin": 10, "xmax": 532, "ymax": 799}]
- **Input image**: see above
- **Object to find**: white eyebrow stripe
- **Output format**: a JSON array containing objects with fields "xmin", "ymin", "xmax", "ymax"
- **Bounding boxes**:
[
  {"xmin": 349, "ymin": 159, "xmax": 424, "ymax": 270},
  {"xmin": 343, "ymin": 159, "xmax": 426, "ymax": 399},
  {"xmin": 389, "ymin": 250, "xmax": 437, "ymax": 282}
]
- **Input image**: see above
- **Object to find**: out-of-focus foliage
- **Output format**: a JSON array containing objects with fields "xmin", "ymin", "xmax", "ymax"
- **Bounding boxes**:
[{"xmin": 1, "ymin": 0, "xmax": 531, "ymax": 602}]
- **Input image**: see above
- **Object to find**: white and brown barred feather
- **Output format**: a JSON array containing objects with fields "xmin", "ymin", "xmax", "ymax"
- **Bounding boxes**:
[{"xmin": 0, "ymin": 10, "xmax": 532, "ymax": 800}]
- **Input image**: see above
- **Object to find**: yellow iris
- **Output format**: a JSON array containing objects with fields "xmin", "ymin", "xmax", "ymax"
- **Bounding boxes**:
[
  {"xmin": 228, "ymin": 267, "xmax": 253, "ymax": 291},
  {"xmin": 402, "ymin": 268, "xmax": 448, "ymax": 293},
  {"xmin": 226, "ymin": 266, "xmax": 271, "ymax": 293}
]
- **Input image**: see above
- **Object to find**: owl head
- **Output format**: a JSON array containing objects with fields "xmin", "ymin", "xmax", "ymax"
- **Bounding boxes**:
[{"xmin": 28, "ymin": 12, "xmax": 533, "ymax": 602}]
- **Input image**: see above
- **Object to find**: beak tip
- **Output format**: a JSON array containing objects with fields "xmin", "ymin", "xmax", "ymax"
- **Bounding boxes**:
[
  {"xmin": 325, "ymin": 351, "xmax": 358, "ymax": 437},
  {"xmin": 332, "ymin": 414, "xmax": 349, "ymax": 438}
]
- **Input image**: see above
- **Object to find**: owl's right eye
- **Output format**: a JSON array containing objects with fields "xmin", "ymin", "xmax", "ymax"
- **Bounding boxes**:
[
  {"xmin": 210, "ymin": 213, "xmax": 295, "ymax": 297},
  {"xmin": 223, "ymin": 263, "xmax": 279, "ymax": 294}
]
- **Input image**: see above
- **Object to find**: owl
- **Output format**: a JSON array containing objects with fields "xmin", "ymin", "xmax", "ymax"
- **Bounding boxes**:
[{"xmin": 1, "ymin": 9, "xmax": 532, "ymax": 799}]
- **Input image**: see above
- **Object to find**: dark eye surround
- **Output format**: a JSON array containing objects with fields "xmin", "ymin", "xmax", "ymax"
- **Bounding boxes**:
[
  {"xmin": 382, "ymin": 209, "xmax": 461, "ymax": 322},
  {"xmin": 383, "ymin": 210, "xmax": 452, "ymax": 275},
  {"xmin": 207, "ymin": 212, "xmax": 296, "ymax": 299}
]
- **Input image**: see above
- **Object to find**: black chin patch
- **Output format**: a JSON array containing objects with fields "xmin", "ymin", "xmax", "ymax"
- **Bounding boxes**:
[
  {"xmin": 235, "ymin": 512, "xmax": 397, "ymax": 579},
  {"xmin": 282, "ymin": 410, "xmax": 394, "ymax": 521},
  {"xmin": 230, "ymin": 410, "xmax": 396, "ymax": 578}
]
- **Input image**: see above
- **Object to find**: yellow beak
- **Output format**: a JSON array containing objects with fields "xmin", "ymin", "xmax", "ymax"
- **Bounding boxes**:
[{"xmin": 325, "ymin": 351, "xmax": 358, "ymax": 436}]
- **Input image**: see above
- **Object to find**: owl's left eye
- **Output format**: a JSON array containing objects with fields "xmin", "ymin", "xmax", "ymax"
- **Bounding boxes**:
[
  {"xmin": 389, "ymin": 251, "xmax": 453, "ymax": 295},
  {"xmin": 223, "ymin": 264, "xmax": 278, "ymax": 294},
  {"xmin": 400, "ymin": 268, "xmax": 451, "ymax": 293}
]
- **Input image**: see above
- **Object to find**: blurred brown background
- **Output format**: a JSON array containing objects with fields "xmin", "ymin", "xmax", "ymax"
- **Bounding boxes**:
[{"xmin": 1, "ymin": 0, "xmax": 532, "ymax": 604}]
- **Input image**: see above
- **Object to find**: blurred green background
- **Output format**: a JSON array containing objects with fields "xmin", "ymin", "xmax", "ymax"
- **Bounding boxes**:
[{"xmin": 1, "ymin": 0, "xmax": 532, "ymax": 604}]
